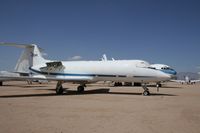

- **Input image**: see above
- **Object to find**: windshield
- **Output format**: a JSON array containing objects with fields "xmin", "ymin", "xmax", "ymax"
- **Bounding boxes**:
[{"xmin": 161, "ymin": 67, "xmax": 173, "ymax": 70}]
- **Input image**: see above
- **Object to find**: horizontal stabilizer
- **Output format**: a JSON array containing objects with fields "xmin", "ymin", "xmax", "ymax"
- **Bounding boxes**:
[
  {"xmin": 0, "ymin": 42, "xmax": 43, "ymax": 51},
  {"xmin": 0, "ymin": 42, "xmax": 34, "ymax": 48},
  {"xmin": 0, "ymin": 75, "xmax": 93, "ymax": 83}
]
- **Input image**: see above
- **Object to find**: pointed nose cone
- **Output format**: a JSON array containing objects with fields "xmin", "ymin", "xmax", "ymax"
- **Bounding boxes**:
[
  {"xmin": 156, "ymin": 70, "xmax": 172, "ymax": 81},
  {"xmin": 159, "ymin": 68, "xmax": 177, "ymax": 80},
  {"xmin": 171, "ymin": 69, "xmax": 177, "ymax": 75}
]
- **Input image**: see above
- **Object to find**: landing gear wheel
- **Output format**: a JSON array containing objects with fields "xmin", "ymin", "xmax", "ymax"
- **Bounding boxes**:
[
  {"xmin": 143, "ymin": 90, "xmax": 150, "ymax": 96},
  {"xmin": 114, "ymin": 82, "xmax": 122, "ymax": 86},
  {"xmin": 56, "ymin": 86, "xmax": 63, "ymax": 95},
  {"xmin": 56, "ymin": 82, "xmax": 64, "ymax": 95},
  {"xmin": 0, "ymin": 81, "xmax": 3, "ymax": 86},
  {"xmin": 77, "ymin": 86, "xmax": 84, "ymax": 93}
]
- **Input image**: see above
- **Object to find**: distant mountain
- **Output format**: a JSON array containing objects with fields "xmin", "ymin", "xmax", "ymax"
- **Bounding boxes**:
[{"xmin": 176, "ymin": 72, "xmax": 200, "ymax": 80}]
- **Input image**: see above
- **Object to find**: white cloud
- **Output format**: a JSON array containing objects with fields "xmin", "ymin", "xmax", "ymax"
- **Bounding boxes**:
[{"xmin": 68, "ymin": 55, "xmax": 83, "ymax": 61}]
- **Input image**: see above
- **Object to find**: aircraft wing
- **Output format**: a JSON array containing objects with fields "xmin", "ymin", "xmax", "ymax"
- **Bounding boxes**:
[
  {"xmin": 171, "ymin": 80, "xmax": 185, "ymax": 83},
  {"xmin": 190, "ymin": 80, "xmax": 200, "ymax": 83},
  {"xmin": 0, "ymin": 42, "xmax": 44, "ymax": 51},
  {"xmin": 0, "ymin": 71, "xmax": 21, "ymax": 81},
  {"xmin": 171, "ymin": 79, "xmax": 200, "ymax": 84},
  {"xmin": 0, "ymin": 75, "xmax": 94, "ymax": 83}
]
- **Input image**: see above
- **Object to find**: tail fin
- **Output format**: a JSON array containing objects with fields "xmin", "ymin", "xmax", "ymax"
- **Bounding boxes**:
[
  {"xmin": 101, "ymin": 54, "xmax": 108, "ymax": 61},
  {"xmin": 15, "ymin": 46, "xmax": 33, "ymax": 73},
  {"xmin": 0, "ymin": 43, "xmax": 47, "ymax": 73},
  {"xmin": 31, "ymin": 44, "xmax": 47, "ymax": 66}
]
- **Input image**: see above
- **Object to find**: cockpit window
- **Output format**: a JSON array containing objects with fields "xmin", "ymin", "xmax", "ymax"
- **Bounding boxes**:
[
  {"xmin": 161, "ymin": 67, "xmax": 173, "ymax": 70},
  {"xmin": 148, "ymin": 67, "xmax": 156, "ymax": 69}
]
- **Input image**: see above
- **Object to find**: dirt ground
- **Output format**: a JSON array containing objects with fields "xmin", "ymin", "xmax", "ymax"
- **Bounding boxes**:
[{"xmin": 0, "ymin": 81, "xmax": 200, "ymax": 133}]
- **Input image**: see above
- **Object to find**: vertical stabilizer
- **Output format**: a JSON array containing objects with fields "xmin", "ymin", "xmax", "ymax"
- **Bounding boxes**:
[
  {"xmin": 31, "ymin": 44, "xmax": 47, "ymax": 67},
  {"xmin": 15, "ymin": 47, "xmax": 33, "ymax": 73},
  {"xmin": 102, "ymin": 54, "xmax": 108, "ymax": 61}
]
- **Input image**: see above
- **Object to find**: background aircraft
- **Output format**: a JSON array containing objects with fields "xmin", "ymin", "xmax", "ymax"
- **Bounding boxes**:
[
  {"xmin": 171, "ymin": 76, "xmax": 200, "ymax": 84},
  {"xmin": 0, "ymin": 60, "xmax": 31, "ymax": 86}
]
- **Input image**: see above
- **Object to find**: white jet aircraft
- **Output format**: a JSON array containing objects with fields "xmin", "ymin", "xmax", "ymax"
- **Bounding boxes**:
[
  {"xmin": 172, "ymin": 76, "xmax": 200, "ymax": 84},
  {"xmin": 0, "ymin": 43, "xmax": 174, "ymax": 96}
]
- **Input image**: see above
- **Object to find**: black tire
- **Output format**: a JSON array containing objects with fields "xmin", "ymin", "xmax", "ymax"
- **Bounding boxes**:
[
  {"xmin": 114, "ymin": 82, "xmax": 122, "ymax": 86},
  {"xmin": 0, "ymin": 81, "xmax": 3, "ymax": 86},
  {"xmin": 56, "ymin": 86, "xmax": 63, "ymax": 95},
  {"xmin": 158, "ymin": 84, "xmax": 162, "ymax": 87},
  {"xmin": 77, "ymin": 86, "xmax": 84, "ymax": 93},
  {"xmin": 118, "ymin": 82, "xmax": 123, "ymax": 86}
]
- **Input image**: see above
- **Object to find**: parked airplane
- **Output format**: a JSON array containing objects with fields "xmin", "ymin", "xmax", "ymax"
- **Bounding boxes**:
[
  {"xmin": 0, "ymin": 43, "xmax": 174, "ymax": 96},
  {"xmin": 172, "ymin": 76, "xmax": 200, "ymax": 84}
]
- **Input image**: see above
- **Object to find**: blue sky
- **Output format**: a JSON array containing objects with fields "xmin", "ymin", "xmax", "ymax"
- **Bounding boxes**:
[{"xmin": 0, "ymin": 0, "xmax": 200, "ymax": 72}]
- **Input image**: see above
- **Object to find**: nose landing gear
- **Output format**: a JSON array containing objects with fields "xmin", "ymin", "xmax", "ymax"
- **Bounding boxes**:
[{"xmin": 142, "ymin": 84, "xmax": 150, "ymax": 96}]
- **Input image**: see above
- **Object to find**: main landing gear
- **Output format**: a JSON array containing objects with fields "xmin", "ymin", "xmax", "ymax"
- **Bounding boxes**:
[
  {"xmin": 55, "ymin": 81, "xmax": 86, "ymax": 95},
  {"xmin": 0, "ymin": 81, "xmax": 3, "ymax": 86},
  {"xmin": 77, "ymin": 85, "xmax": 85, "ymax": 93},
  {"xmin": 56, "ymin": 81, "xmax": 64, "ymax": 95},
  {"xmin": 142, "ymin": 84, "xmax": 150, "ymax": 96}
]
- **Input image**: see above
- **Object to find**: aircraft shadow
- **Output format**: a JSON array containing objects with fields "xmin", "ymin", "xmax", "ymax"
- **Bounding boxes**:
[
  {"xmin": 160, "ymin": 86, "xmax": 182, "ymax": 89},
  {"xmin": 0, "ymin": 88, "xmax": 177, "ymax": 98},
  {"xmin": 147, "ymin": 85, "xmax": 182, "ymax": 89}
]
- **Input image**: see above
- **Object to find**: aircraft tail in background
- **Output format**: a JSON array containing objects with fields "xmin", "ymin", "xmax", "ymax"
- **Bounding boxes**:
[{"xmin": 0, "ymin": 43, "xmax": 47, "ymax": 73}]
